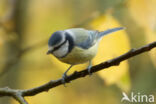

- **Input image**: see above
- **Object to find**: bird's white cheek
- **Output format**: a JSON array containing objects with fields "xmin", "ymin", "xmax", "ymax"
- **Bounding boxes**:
[{"xmin": 53, "ymin": 41, "xmax": 69, "ymax": 58}]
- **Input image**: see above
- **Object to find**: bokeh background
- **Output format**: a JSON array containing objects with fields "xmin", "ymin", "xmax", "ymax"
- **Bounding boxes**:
[{"xmin": 0, "ymin": 0, "xmax": 156, "ymax": 104}]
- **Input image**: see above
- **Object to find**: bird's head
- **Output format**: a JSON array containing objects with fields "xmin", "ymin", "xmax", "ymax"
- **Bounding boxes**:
[{"xmin": 47, "ymin": 30, "xmax": 74, "ymax": 58}]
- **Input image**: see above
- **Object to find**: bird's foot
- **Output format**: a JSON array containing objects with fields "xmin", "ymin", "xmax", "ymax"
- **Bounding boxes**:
[
  {"xmin": 87, "ymin": 65, "xmax": 92, "ymax": 76},
  {"xmin": 61, "ymin": 73, "xmax": 68, "ymax": 87},
  {"xmin": 61, "ymin": 65, "xmax": 73, "ymax": 87}
]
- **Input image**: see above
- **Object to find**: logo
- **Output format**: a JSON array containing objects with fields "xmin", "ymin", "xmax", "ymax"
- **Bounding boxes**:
[{"xmin": 121, "ymin": 92, "xmax": 154, "ymax": 103}]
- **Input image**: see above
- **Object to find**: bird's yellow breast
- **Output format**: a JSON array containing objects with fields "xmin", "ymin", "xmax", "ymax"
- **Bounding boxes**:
[{"xmin": 59, "ymin": 43, "xmax": 98, "ymax": 65}]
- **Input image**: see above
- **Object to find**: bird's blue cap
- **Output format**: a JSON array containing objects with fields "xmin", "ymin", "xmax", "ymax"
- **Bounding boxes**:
[{"xmin": 48, "ymin": 31, "xmax": 63, "ymax": 46}]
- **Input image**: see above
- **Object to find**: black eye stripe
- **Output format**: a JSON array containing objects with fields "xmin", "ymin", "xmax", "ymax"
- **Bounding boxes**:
[
  {"xmin": 51, "ymin": 32, "xmax": 74, "ymax": 57},
  {"xmin": 52, "ymin": 39, "xmax": 67, "ymax": 52}
]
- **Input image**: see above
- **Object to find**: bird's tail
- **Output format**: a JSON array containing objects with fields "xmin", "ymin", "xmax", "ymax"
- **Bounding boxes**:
[{"xmin": 97, "ymin": 27, "xmax": 125, "ymax": 39}]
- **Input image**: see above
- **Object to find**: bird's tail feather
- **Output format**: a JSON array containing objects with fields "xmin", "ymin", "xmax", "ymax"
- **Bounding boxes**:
[{"xmin": 97, "ymin": 27, "xmax": 125, "ymax": 39}]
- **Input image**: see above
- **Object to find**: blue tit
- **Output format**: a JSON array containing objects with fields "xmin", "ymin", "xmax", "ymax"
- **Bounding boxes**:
[{"xmin": 47, "ymin": 27, "xmax": 124, "ymax": 84}]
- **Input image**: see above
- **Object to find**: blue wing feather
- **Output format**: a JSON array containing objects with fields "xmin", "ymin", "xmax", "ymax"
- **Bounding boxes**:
[
  {"xmin": 76, "ymin": 27, "xmax": 125, "ymax": 49},
  {"xmin": 76, "ymin": 30, "xmax": 98, "ymax": 49}
]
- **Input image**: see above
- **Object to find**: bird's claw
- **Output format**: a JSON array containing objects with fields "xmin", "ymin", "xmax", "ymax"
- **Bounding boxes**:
[
  {"xmin": 87, "ymin": 65, "xmax": 92, "ymax": 76},
  {"xmin": 61, "ymin": 73, "xmax": 68, "ymax": 87},
  {"xmin": 61, "ymin": 65, "xmax": 73, "ymax": 87}
]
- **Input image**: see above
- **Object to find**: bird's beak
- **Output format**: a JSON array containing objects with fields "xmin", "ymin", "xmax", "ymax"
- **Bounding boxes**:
[
  {"xmin": 46, "ymin": 50, "xmax": 52, "ymax": 55},
  {"xmin": 47, "ymin": 47, "xmax": 54, "ymax": 55}
]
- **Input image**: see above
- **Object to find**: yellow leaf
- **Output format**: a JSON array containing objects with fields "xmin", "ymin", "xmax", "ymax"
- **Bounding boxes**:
[
  {"xmin": 128, "ymin": 0, "xmax": 156, "ymax": 30},
  {"xmin": 90, "ymin": 14, "xmax": 131, "ymax": 91},
  {"xmin": 128, "ymin": 0, "xmax": 156, "ymax": 68}
]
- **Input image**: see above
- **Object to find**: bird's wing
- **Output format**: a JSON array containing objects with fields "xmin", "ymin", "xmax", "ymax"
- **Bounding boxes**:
[
  {"xmin": 76, "ymin": 30, "xmax": 98, "ymax": 49},
  {"xmin": 75, "ymin": 27, "xmax": 125, "ymax": 49},
  {"xmin": 66, "ymin": 28, "xmax": 98, "ymax": 49}
]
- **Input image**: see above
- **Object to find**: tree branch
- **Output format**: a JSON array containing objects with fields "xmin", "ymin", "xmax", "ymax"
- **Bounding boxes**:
[
  {"xmin": 0, "ymin": 41, "xmax": 156, "ymax": 103},
  {"xmin": 0, "ymin": 87, "xmax": 28, "ymax": 104}
]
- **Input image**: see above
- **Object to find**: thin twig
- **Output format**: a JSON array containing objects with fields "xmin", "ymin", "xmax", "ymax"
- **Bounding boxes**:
[
  {"xmin": 14, "ymin": 94, "xmax": 28, "ymax": 104},
  {"xmin": 0, "ymin": 87, "xmax": 28, "ymax": 104},
  {"xmin": 0, "ymin": 41, "xmax": 156, "ymax": 104}
]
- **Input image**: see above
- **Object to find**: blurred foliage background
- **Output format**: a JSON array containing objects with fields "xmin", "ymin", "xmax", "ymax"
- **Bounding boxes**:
[{"xmin": 0, "ymin": 0, "xmax": 156, "ymax": 104}]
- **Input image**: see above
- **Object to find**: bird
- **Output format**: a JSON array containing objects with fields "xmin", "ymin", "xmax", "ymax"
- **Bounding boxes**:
[{"xmin": 47, "ymin": 27, "xmax": 125, "ymax": 84}]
